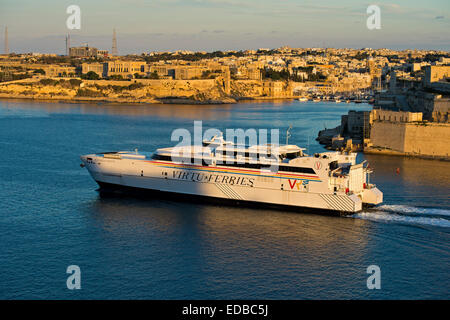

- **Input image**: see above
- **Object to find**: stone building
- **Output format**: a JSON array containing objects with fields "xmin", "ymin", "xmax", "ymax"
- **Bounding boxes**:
[
  {"xmin": 424, "ymin": 66, "xmax": 450, "ymax": 87},
  {"xmin": 104, "ymin": 61, "xmax": 146, "ymax": 78},
  {"xmin": 262, "ymin": 81, "xmax": 284, "ymax": 97},
  {"xmin": 97, "ymin": 50, "xmax": 109, "ymax": 58},
  {"xmin": 44, "ymin": 65, "xmax": 76, "ymax": 77},
  {"xmin": 147, "ymin": 64, "xmax": 230, "ymax": 81},
  {"xmin": 174, "ymin": 66, "xmax": 208, "ymax": 80},
  {"xmin": 247, "ymin": 67, "xmax": 262, "ymax": 81},
  {"xmin": 81, "ymin": 63, "xmax": 104, "ymax": 77},
  {"xmin": 371, "ymin": 109, "xmax": 423, "ymax": 122},
  {"xmin": 69, "ymin": 46, "xmax": 98, "ymax": 58},
  {"xmin": 146, "ymin": 65, "xmax": 173, "ymax": 78},
  {"xmin": 340, "ymin": 110, "xmax": 373, "ymax": 139},
  {"xmin": 405, "ymin": 91, "xmax": 450, "ymax": 122}
]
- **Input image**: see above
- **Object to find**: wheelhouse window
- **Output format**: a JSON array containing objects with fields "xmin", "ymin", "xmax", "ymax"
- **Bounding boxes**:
[
  {"xmin": 280, "ymin": 151, "xmax": 302, "ymax": 160},
  {"xmin": 278, "ymin": 166, "xmax": 316, "ymax": 174},
  {"xmin": 286, "ymin": 151, "xmax": 301, "ymax": 159},
  {"xmin": 152, "ymin": 154, "xmax": 172, "ymax": 162},
  {"xmin": 329, "ymin": 161, "xmax": 339, "ymax": 171}
]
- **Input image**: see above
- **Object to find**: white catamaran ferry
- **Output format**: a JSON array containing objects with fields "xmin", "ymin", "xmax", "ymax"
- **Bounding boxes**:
[{"xmin": 80, "ymin": 136, "xmax": 382, "ymax": 214}]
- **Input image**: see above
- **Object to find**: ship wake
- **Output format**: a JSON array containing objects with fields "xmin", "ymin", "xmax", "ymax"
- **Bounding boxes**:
[{"xmin": 352, "ymin": 205, "xmax": 450, "ymax": 228}]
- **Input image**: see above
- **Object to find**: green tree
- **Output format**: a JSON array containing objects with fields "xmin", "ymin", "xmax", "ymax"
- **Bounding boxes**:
[
  {"xmin": 81, "ymin": 71, "xmax": 100, "ymax": 80},
  {"xmin": 69, "ymin": 79, "xmax": 82, "ymax": 87},
  {"xmin": 39, "ymin": 79, "xmax": 58, "ymax": 86},
  {"xmin": 147, "ymin": 71, "xmax": 159, "ymax": 79},
  {"xmin": 108, "ymin": 74, "xmax": 125, "ymax": 81}
]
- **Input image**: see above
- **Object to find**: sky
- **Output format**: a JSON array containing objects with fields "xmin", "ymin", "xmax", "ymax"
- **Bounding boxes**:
[{"xmin": 0, "ymin": 0, "xmax": 449, "ymax": 54}]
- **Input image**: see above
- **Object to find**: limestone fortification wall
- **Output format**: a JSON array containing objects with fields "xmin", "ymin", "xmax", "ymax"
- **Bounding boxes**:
[
  {"xmin": 403, "ymin": 123, "xmax": 450, "ymax": 157},
  {"xmin": 83, "ymin": 78, "xmax": 216, "ymax": 88},
  {"xmin": 370, "ymin": 121, "xmax": 450, "ymax": 157},
  {"xmin": 231, "ymin": 80, "xmax": 263, "ymax": 97},
  {"xmin": 135, "ymin": 79, "xmax": 217, "ymax": 97},
  {"xmin": 82, "ymin": 79, "xmax": 218, "ymax": 97},
  {"xmin": 370, "ymin": 122, "xmax": 407, "ymax": 152}
]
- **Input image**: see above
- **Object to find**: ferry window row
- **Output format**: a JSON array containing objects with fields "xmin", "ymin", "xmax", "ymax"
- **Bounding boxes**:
[
  {"xmin": 217, "ymin": 150, "xmax": 273, "ymax": 159},
  {"xmin": 278, "ymin": 166, "xmax": 316, "ymax": 174},
  {"xmin": 152, "ymin": 154, "xmax": 315, "ymax": 174}
]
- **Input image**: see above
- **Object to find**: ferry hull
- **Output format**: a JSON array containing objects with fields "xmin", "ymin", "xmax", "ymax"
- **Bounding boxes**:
[
  {"xmin": 85, "ymin": 166, "xmax": 365, "ymax": 214},
  {"xmin": 95, "ymin": 180, "xmax": 359, "ymax": 216}
]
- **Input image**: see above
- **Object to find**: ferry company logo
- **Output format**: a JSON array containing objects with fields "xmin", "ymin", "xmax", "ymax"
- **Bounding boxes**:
[
  {"xmin": 314, "ymin": 161, "xmax": 322, "ymax": 170},
  {"xmin": 173, "ymin": 170, "xmax": 255, "ymax": 187},
  {"xmin": 288, "ymin": 179, "xmax": 309, "ymax": 190}
]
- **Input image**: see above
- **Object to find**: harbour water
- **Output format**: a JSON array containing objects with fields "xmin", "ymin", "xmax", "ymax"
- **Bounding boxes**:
[{"xmin": 0, "ymin": 99, "xmax": 449, "ymax": 299}]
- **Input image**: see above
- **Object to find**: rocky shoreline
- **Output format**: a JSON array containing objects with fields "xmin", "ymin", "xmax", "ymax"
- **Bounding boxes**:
[
  {"xmin": 0, "ymin": 92, "xmax": 302, "ymax": 106},
  {"xmin": 0, "ymin": 76, "xmax": 307, "ymax": 106},
  {"xmin": 0, "ymin": 93, "xmax": 238, "ymax": 105}
]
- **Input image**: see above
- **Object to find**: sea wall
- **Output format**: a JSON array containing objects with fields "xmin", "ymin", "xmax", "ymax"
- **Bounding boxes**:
[
  {"xmin": 230, "ymin": 80, "xmax": 263, "ymax": 97},
  {"xmin": 369, "ymin": 121, "xmax": 450, "ymax": 158}
]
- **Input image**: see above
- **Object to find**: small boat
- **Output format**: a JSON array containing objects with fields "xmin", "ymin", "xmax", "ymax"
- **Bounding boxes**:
[{"xmin": 298, "ymin": 97, "xmax": 308, "ymax": 102}]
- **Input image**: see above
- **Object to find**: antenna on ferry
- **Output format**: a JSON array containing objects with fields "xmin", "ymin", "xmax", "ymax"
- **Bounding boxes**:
[{"xmin": 286, "ymin": 125, "xmax": 292, "ymax": 145}]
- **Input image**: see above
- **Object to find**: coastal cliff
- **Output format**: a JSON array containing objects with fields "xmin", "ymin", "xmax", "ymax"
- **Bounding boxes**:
[
  {"xmin": 0, "ymin": 77, "xmax": 297, "ymax": 104},
  {"xmin": 0, "ymin": 78, "xmax": 236, "ymax": 104}
]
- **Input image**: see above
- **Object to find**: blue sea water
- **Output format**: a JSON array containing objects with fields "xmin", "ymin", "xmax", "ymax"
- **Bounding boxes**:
[{"xmin": 0, "ymin": 99, "xmax": 448, "ymax": 299}]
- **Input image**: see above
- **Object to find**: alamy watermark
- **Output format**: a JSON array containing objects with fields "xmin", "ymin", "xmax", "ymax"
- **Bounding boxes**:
[
  {"xmin": 170, "ymin": 121, "xmax": 281, "ymax": 171},
  {"xmin": 366, "ymin": 5, "xmax": 381, "ymax": 30},
  {"xmin": 66, "ymin": 5, "xmax": 81, "ymax": 30},
  {"xmin": 366, "ymin": 265, "xmax": 381, "ymax": 289},
  {"xmin": 66, "ymin": 265, "xmax": 81, "ymax": 290}
]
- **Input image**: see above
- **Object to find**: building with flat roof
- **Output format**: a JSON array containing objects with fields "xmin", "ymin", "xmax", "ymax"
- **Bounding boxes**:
[
  {"xmin": 340, "ymin": 110, "xmax": 373, "ymax": 139},
  {"xmin": 81, "ymin": 63, "xmax": 104, "ymax": 77},
  {"xmin": 69, "ymin": 46, "xmax": 98, "ymax": 58},
  {"xmin": 372, "ymin": 109, "xmax": 423, "ymax": 123},
  {"xmin": 104, "ymin": 61, "xmax": 146, "ymax": 78},
  {"xmin": 424, "ymin": 66, "xmax": 450, "ymax": 87},
  {"xmin": 44, "ymin": 65, "xmax": 77, "ymax": 77},
  {"xmin": 262, "ymin": 80, "xmax": 282, "ymax": 97},
  {"xmin": 97, "ymin": 50, "xmax": 109, "ymax": 58}
]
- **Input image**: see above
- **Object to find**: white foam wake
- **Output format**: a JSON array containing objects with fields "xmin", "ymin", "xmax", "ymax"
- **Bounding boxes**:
[
  {"xmin": 376, "ymin": 205, "xmax": 450, "ymax": 217},
  {"xmin": 354, "ymin": 211, "xmax": 450, "ymax": 227},
  {"xmin": 353, "ymin": 208, "xmax": 450, "ymax": 228}
]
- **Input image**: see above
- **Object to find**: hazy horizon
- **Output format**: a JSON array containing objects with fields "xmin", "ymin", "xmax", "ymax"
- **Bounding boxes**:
[{"xmin": 1, "ymin": 0, "xmax": 449, "ymax": 54}]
